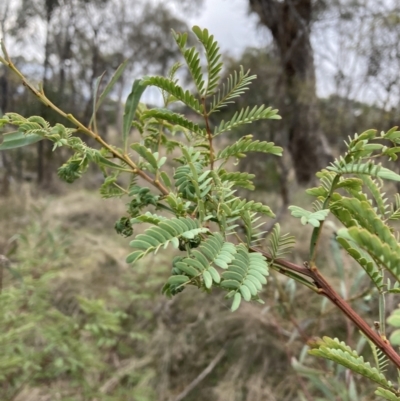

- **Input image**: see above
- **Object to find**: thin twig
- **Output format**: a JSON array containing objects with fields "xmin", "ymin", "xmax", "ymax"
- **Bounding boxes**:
[
  {"xmin": 99, "ymin": 357, "xmax": 152, "ymax": 395},
  {"xmin": 202, "ymin": 97, "xmax": 214, "ymax": 170},
  {"xmin": 172, "ymin": 349, "xmax": 225, "ymax": 401},
  {"xmin": 0, "ymin": 47, "xmax": 169, "ymax": 196}
]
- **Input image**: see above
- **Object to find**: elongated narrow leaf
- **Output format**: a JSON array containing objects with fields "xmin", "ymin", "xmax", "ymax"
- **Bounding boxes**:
[
  {"xmin": 0, "ymin": 131, "xmax": 43, "ymax": 150},
  {"xmin": 122, "ymin": 79, "xmax": 147, "ymax": 152},
  {"xmin": 90, "ymin": 60, "xmax": 128, "ymax": 127},
  {"xmin": 98, "ymin": 61, "xmax": 128, "ymax": 108},
  {"xmin": 90, "ymin": 72, "xmax": 106, "ymax": 128}
]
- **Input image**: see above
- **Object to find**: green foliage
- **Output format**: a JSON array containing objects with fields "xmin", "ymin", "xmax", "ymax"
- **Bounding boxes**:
[
  {"xmin": 375, "ymin": 388, "xmax": 400, "ymax": 401},
  {"xmin": 192, "ymin": 26, "xmax": 223, "ymax": 95},
  {"xmin": 308, "ymin": 337, "xmax": 394, "ymax": 390},
  {"xmin": 214, "ymin": 105, "xmax": 281, "ymax": 136},
  {"xmin": 4, "ymin": 25, "xmax": 400, "ymax": 400},
  {"xmin": 216, "ymin": 135, "xmax": 283, "ymax": 160},
  {"xmin": 123, "ymin": 79, "xmax": 148, "ymax": 151},
  {"xmin": 141, "ymin": 108, "xmax": 205, "ymax": 136},
  {"xmin": 0, "ymin": 222, "xmax": 111, "ymax": 398},
  {"xmin": 288, "ymin": 206, "xmax": 330, "ymax": 227},
  {"xmin": 141, "ymin": 75, "xmax": 202, "ymax": 113},
  {"xmin": 336, "ymin": 228, "xmax": 384, "ymax": 290},
  {"xmin": 328, "ymin": 160, "xmax": 400, "ymax": 181},
  {"xmin": 209, "ymin": 66, "xmax": 257, "ymax": 113},
  {"xmin": 126, "ymin": 217, "xmax": 209, "ymax": 263},
  {"xmin": 387, "ymin": 308, "xmax": 400, "ymax": 346},
  {"xmin": 267, "ymin": 223, "xmax": 296, "ymax": 261},
  {"xmin": 364, "ymin": 336, "xmax": 389, "ymax": 374},
  {"xmin": 221, "ymin": 245, "xmax": 268, "ymax": 310}
]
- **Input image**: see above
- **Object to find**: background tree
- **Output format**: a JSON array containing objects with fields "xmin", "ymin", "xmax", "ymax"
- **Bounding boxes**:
[
  {"xmin": 1, "ymin": 0, "xmax": 202, "ymax": 188},
  {"xmin": 249, "ymin": 0, "xmax": 333, "ymax": 184}
]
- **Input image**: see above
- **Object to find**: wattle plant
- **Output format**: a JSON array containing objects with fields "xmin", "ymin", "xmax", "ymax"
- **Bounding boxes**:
[{"xmin": 2, "ymin": 27, "xmax": 400, "ymax": 399}]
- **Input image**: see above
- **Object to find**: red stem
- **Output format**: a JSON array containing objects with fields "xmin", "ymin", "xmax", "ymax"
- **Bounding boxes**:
[{"xmin": 252, "ymin": 247, "xmax": 400, "ymax": 369}]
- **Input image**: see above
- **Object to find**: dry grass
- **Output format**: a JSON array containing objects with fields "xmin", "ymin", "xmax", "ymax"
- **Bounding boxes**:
[{"xmin": 0, "ymin": 183, "xmax": 379, "ymax": 400}]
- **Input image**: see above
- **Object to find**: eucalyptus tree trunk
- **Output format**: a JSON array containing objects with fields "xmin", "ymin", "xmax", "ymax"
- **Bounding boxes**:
[{"xmin": 249, "ymin": 0, "xmax": 332, "ymax": 183}]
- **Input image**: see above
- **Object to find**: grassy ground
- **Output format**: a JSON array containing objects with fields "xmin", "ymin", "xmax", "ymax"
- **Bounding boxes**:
[{"xmin": 0, "ymin": 181, "xmax": 382, "ymax": 401}]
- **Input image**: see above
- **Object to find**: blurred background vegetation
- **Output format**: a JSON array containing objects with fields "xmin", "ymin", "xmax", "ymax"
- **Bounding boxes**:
[{"xmin": 0, "ymin": 0, "xmax": 400, "ymax": 400}]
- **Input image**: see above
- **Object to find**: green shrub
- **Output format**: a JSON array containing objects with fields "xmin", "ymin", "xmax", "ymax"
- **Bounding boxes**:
[{"xmin": 2, "ymin": 26, "xmax": 400, "ymax": 400}]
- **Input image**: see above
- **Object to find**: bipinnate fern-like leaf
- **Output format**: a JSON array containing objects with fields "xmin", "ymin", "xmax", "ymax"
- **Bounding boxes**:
[
  {"xmin": 172, "ymin": 29, "xmax": 205, "ymax": 94},
  {"xmin": 268, "ymin": 223, "xmax": 296, "ymax": 261},
  {"xmin": 214, "ymin": 105, "xmax": 281, "ymax": 136},
  {"xmin": 336, "ymin": 177, "xmax": 364, "ymax": 191},
  {"xmin": 388, "ymin": 194, "xmax": 400, "ymax": 221},
  {"xmin": 225, "ymin": 198, "xmax": 275, "ymax": 218},
  {"xmin": 99, "ymin": 174, "xmax": 125, "ymax": 199},
  {"xmin": 0, "ymin": 113, "xmax": 77, "ymax": 150},
  {"xmin": 241, "ymin": 210, "xmax": 265, "ymax": 246},
  {"xmin": 219, "ymin": 171, "xmax": 255, "ymax": 190},
  {"xmin": 141, "ymin": 108, "xmax": 205, "ymax": 136},
  {"xmin": 130, "ymin": 211, "xmax": 168, "ymax": 226},
  {"xmin": 342, "ymin": 226, "xmax": 400, "ymax": 282},
  {"xmin": 375, "ymin": 388, "xmax": 400, "ymax": 401},
  {"xmin": 209, "ymin": 66, "xmax": 256, "ymax": 113},
  {"xmin": 162, "ymin": 238, "xmax": 269, "ymax": 311},
  {"xmin": 332, "ymin": 197, "xmax": 395, "ymax": 244},
  {"xmin": 221, "ymin": 245, "xmax": 269, "ymax": 311},
  {"xmin": 288, "ymin": 206, "xmax": 330, "ymax": 228},
  {"xmin": 1, "ymin": 113, "xmax": 50, "ymax": 131},
  {"xmin": 141, "ymin": 76, "xmax": 202, "ymax": 113},
  {"xmin": 328, "ymin": 160, "xmax": 400, "ymax": 182},
  {"xmin": 192, "ymin": 26, "xmax": 223, "ymax": 95},
  {"xmin": 126, "ymin": 217, "xmax": 209, "ymax": 263},
  {"xmin": 363, "ymin": 335, "xmax": 389, "ymax": 374},
  {"xmin": 216, "ymin": 135, "xmax": 282, "ymax": 160},
  {"xmin": 306, "ymin": 169, "xmax": 343, "ymax": 199},
  {"xmin": 336, "ymin": 229, "xmax": 383, "ymax": 290},
  {"xmin": 361, "ymin": 176, "xmax": 389, "ymax": 217},
  {"xmin": 309, "ymin": 337, "xmax": 393, "ymax": 390},
  {"xmin": 174, "ymin": 162, "xmax": 211, "ymax": 200},
  {"xmin": 170, "ymin": 233, "xmax": 237, "ymax": 288}
]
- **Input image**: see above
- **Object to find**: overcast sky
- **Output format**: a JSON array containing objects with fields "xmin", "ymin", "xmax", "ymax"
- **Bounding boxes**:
[{"xmin": 188, "ymin": 0, "xmax": 269, "ymax": 57}]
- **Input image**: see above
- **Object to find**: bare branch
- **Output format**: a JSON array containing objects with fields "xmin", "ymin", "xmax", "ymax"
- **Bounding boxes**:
[{"xmin": 172, "ymin": 349, "xmax": 226, "ymax": 401}]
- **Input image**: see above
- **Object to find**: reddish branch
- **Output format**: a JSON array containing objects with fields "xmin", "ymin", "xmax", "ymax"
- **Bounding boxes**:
[{"xmin": 251, "ymin": 247, "xmax": 400, "ymax": 369}]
